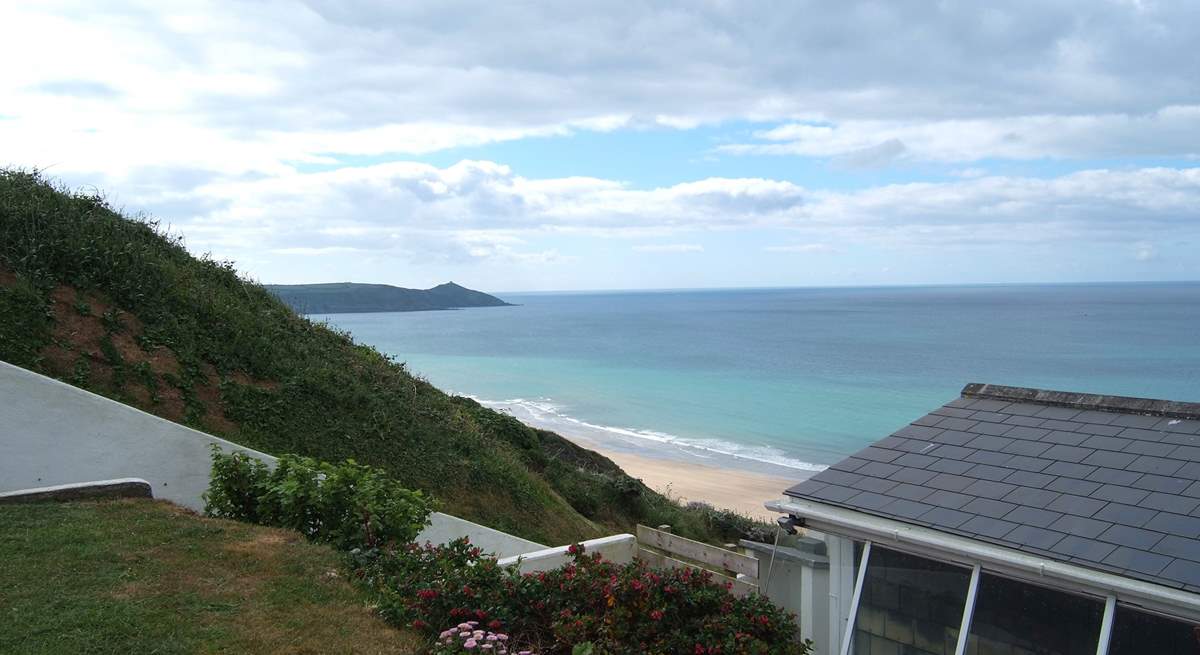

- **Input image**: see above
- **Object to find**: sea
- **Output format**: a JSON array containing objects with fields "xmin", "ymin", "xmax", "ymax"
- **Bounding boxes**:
[{"xmin": 312, "ymin": 283, "xmax": 1200, "ymax": 480}]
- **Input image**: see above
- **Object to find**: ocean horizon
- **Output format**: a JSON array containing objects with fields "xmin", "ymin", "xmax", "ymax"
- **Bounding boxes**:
[{"xmin": 313, "ymin": 281, "xmax": 1200, "ymax": 480}]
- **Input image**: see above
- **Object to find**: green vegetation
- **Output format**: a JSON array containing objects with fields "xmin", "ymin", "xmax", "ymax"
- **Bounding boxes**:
[
  {"xmin": 202, "ymin": 454, "xmax": 808, "ymax": 655},
  {"xmin": 266, "ymin": 281, "xmax": 512, "ymax": 314},
  {"xmin": 205, "ymin": 449, "xmax": 435, "ymax": 549},
  {"xmin": 352, "ymin": 540, "xmax": 809, "ymax": 655},
  {"xmin": 0, "ymin": 499, "xmax": 423, "ymax": 654},
  {"xmin": 0, "ymin": 169, "xmax": 768, "ymax": 546}
]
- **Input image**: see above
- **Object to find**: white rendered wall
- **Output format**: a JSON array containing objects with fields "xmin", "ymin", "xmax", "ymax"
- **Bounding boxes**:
[{"xmin": 0, "ymin": 360, "xmax": 544, "ymax": 556}]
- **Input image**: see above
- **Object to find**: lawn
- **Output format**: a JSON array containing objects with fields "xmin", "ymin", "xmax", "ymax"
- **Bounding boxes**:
[{"xmin": 0, "ymin": 499, "xmax": 424, "ymax": 654}]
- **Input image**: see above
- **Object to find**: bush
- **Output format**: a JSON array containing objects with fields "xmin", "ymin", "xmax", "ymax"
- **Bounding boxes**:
[
  {"xmin": 351, "ymin": 540, "xmax": 810, "ymax": 655},
  {"xmin": 204, "ymin": 447, "xmax": 434, "ymax": 549}
]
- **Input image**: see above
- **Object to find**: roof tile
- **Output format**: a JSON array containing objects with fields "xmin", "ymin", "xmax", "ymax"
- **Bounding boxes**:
[
  {"xmin": 1094, "ymin": 503, "xmax": 1158, "ymax": 528},
  {"xmin": 1121, "ymin": 440, "xmax": 1177, "ymax": 457},
  {"xmin": 1072, "ymin": 409, "xmax": 1119, "ymax": 425},
  {"xmin": 1047, "ymin": 477, "xmax": 1102, "ymax": 496},
  {"xmin": 1127, "ymin": 455, "xmax": 1185, "ymax": 476},
  {"xmin": 1081, "ymin": 450, "xmax": 1136, "ymax": 468},
  {"xmin": 1102, "ymin": 546, "xmax": 1172, "ymax": 576},
  {"xmin": 1047, "ymin": 494, "xmax": 1108, "ymax": 518},
  {"xmin": 919, "ymin": 506, "xmax": 974, "ymax": 528},
  {"xmin": 1042, "ymin": 430, "xmax": 1089, "ymax": 446},
  {"xmin": 927, "ymin": 473, "xmax": 974, "ymax": 493},
  {"xmin": 1003, "ymin": 505, "xmax": 1063, "ymax": 529},
  {"xmin": 1052, "ymin": 535, "xmax": 1116, "ymax": 562},
  {"xmin": 1161, "ymin": 560, "xmax": 1200, "ymax": 589},
  {"xmin": 927, "ymin": 458, "xmax": 974, "ymax": 475},
  {"xmin": 1097, "ymin": 524, "xmax": 1164, "ymax": 551},
  {"xmin": 1085, "ymin": 468, "xmax": 1142, "ymax": 486},
  {"xmin": 1043, "ymin": 445, "xmax": 1093, "ymax": 462},
  {"xmin": 961, "ymin": 497, "xmax": 1018, "ymax": 519},
  {"xmin": 1003, "ymin": 487, "xmax": 1061, "ymax": 508},
  {"xmin": 963, "ymin": 479, "xmax": 1018, "ymax": 499},
  {"xmin": 893, "ymin": 452, "xmax": 939, "ymax": 469},
  {"xmin": 1131, "ymin": 474, "xmax": 1192, "ymax": 495},
  {"xmin": 1139, "ymin": 493, "xmax": 1200, "ymax": 516},
  {"xmin": 961, "ymin": 515, "xmax": 1019, "ymax": 538},
  {"xmin": 972, "ymin": 422, "xmax": 1016, "ymax": 436},
  {"xmin": 1052, "ymin": 514, "xmax": 1112, "ymax": 539},
  {"xmin": 1042, "ymin": 461, "xmax": 1098, "ymax": 479},
  {"xmin": 965, "ymin": 464, "xmax": 1015, "ymax": 482},
  {"xmin": 888, "ymin": 467, "xmax": 938, "ymax": 485},
  {"xmin": 1004, "ymin": 470, "xmax": 1056, "ymax": 488},
  {"xmin": 1091, "ymin": 485, "xmax": 1150, "ymax": 506},
  {"xmin": 1005, "ymin": 524, "xmax": 1067, "ymax": 550},
  {"xmin": 1145, "ymin": 512, "xmax": 1200, "ymax": 539},
  {"xmin": 1110, "ymin": 414, "xmax": 1166, "ymax": 428}
]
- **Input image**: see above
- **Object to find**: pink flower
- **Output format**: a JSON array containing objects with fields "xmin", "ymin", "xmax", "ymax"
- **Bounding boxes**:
[{"xmin": 464, "ymin": 639, "xmax": 478, "ymax": 649}]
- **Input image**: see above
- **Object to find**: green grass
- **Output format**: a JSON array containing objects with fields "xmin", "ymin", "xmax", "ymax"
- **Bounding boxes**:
[
  {"xmin": 0, "ymin": 169, "xmax": 770, "ymax": 547},
  {"xmin": 0, "ymin": 499, "xmax": 424, "ymax": 654}
]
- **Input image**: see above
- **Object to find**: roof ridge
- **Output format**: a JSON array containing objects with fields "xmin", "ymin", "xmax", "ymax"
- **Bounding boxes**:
[{"xmin": 961, "ymin": 383, "xmax": 1200, "ymax": 420}]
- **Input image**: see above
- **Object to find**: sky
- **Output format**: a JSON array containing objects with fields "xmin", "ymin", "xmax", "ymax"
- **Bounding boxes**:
[{"xmin": 2, "ymin": 1, "xmax": 1199, "ymax": 292}]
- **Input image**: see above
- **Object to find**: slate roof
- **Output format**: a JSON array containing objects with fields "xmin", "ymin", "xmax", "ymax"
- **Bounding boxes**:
[{"xmin": 785, "ymin": 383, "xmax": 1200, "ymax": 594}]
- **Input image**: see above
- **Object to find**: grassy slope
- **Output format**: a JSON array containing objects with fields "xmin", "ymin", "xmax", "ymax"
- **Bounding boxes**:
[
  {"xmin": 0, "ymin": 170, "xmax": 758, "ymax": 546},
  {"xmin": 0, "ymin": 499, "xmax": 424, "ymax": 654}
]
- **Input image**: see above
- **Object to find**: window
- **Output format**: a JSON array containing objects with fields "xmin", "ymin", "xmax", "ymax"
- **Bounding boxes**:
[
  {"xmin": 1108, "ymin": 605, "xmax": 1200, "ymax": 655},
  {"xmin": 964, "ymin": 572, "xmax": 1103, "ymax": 655},
  {"xmin": 850, "ymin": 546, "xmax": 973, "ymax": 655}
]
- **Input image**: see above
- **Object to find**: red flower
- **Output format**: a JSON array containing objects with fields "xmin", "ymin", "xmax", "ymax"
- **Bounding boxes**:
[
  {"xmin": 411, "ymin": 619, "xmax": 426, "ymax": 630},
  {"xmin": 488, "ymin": 619, "xmax": 503, "ymax": 630},
  {"xmin": 416, "ymin": 589, "xmax": 438, "ymax": 600},
  {"xmin": 567, "ymin": 543, "xmax": 584, "ymax": 555},
  {"xmin": 650, "ymin": 610, "xmax": 664, "ymax": 621}
]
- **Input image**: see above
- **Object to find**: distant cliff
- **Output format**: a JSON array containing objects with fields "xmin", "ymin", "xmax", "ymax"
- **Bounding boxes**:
[{"xmin": 264, "ymin": 281, "xmax": 513, "ymax": 314}]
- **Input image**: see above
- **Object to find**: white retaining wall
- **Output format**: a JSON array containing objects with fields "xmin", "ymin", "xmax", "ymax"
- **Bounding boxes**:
[{"xmin": 0, "ymin": 360, "xmax": 544, "ymax": 556}]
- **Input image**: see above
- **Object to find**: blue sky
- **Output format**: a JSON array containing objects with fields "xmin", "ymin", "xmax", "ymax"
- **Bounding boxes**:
[{"xmin": 2, "ymin": 1, "xmax": 1198, "ymax": 291}]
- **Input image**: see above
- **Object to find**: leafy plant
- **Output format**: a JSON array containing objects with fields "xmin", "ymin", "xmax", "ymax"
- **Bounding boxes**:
[
  {"xmin": 351, "ymin": 540, "xmax": 810, "ymax": 655},
  {"xmin": 204, "ymin": 447, "xmax": 435, "ymax": 550}
]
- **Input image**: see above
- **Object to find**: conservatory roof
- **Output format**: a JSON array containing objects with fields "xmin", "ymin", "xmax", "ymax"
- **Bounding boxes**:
[{"xmin": 785, "ymin": 383, "xmax": 1200, "ymax": 595}]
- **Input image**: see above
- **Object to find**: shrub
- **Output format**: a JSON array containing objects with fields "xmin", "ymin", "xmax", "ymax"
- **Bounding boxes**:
[
  {"xmin": 204, "ymin": 447, "xmax": 434, "ymax": 549},
  {"xmin": 351, "ymin": 540, "xmax": 810, "ymax": 655}
]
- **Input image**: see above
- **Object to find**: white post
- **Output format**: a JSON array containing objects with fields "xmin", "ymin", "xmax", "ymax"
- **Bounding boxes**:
[
  {"xmin": 953, "ymin": 564, "xmax": 982, "ymax": 655},
  {"xmin": 1095, "ymin": 595, "xmax": 1116, "ymax": 655},
  {"xmin": 838, "ymin": 541, "xmax": 872, "ymax": 655},
  {"xmin": 826, "ymin": 535, "xmax": 857, "ymax": 655}
]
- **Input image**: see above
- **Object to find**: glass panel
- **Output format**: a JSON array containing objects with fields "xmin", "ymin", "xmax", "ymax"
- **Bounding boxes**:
[
  {"xmin": 965, "ymin": 573, "xmax": 1103, "ymax": 655},
  {"xmin": 1108, "ymin": 605, "xmax": 1200, "ymax": 655},
  {"xmin": 851, "ymin": 546, "xmax": 972, "ymax": 655}
]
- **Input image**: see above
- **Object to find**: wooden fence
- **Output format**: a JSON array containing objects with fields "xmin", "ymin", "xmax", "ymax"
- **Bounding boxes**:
[{"xmin": 635, "ymin": 524, "xmax": 759, "ymax": 597}]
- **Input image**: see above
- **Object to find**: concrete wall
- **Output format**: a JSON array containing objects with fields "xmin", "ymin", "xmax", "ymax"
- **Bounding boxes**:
[
  {"xmin": 497, "ymin": 534, "xmax": 637, "ymax": 573},
  {"xmin": 0, "ymin": 360, "xmax": 544, "ymax": 556},
  {"xmin": 0, "ymin": 360, "xmax": 276, "ymax": 511}
]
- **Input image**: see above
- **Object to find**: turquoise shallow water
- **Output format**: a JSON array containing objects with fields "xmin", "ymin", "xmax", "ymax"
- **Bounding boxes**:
[{"xmin": 313, "ymin": 283, "xmax": 1200, "ymax": 477}]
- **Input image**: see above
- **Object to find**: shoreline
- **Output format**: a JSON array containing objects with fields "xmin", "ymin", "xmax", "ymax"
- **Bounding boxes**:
[{"xmin": 595, "ymin": 448, "xmax": 801, "ymax": 521}]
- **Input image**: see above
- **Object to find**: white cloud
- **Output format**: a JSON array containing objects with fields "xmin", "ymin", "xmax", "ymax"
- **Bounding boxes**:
[
  {"xmin": 3, "ymin": 0, "xmax": 1200, "ymax": 186},
  {"xmin": 633, "ymin": 244, "xmax": 704, "ymax": 253},
  {"xmin": 765, "ymin": 244, "xmax": 836, "ymax": 253},
  {"xmin": 721, "ymin": 107, "xmax": 1200, "ymax": 163},
  {"xmin": 151, "ymin": 160, "xmax": 1200, "ymax": 266}
]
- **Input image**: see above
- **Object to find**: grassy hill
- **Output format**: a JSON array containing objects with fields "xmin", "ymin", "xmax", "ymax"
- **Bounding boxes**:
[
  {"xmin": 0, "ymin": 499, "xmax": 423, "ymax": 654},
  {"xmin": 266, "ymin": 281, "xmax": 513, "ymax": 314},
  {"xmin": 0, "ymin": 170, "xmax": 762, "ymax": 546}
]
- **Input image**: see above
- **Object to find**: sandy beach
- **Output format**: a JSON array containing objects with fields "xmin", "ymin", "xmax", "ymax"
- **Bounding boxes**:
[{"xmin": 594, "ymin": 449, "xmax": 802, "ymax": 521}]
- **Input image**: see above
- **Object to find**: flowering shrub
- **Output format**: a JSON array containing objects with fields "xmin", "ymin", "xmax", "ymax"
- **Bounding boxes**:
[
  {"xmin": 204, "ymin": 447, "xmax": 434, "ymax": 550},
  {"xmin": 431, "ymin": 621, "xmax": 530, "ymax": 654},
  {"xmin": 351, "ymin": 540, "xmax": 810, "ymax": 655}
]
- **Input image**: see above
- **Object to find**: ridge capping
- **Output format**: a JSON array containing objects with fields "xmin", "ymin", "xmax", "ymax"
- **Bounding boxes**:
[{"xmin": 961, "ymin": 382, "xmax": 1200, "ymax": 420}]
